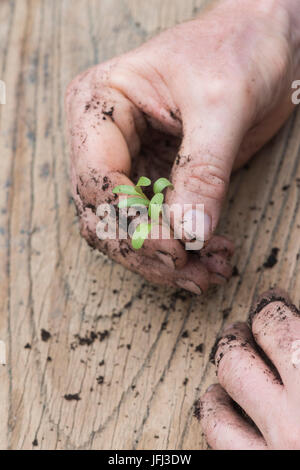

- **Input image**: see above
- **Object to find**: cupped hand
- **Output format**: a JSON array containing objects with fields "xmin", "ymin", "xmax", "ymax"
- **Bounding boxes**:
[
  {"xmin": 198, "ymin": 289, "xmax": 300, "ymax": 450},
  {"xmin": 65, "ymin": 0, "xmax": 299, "ymax": 293}
]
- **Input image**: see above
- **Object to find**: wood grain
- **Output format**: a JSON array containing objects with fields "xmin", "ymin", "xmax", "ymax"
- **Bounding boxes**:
[{"xmin": 0, "ymin": 0, "xmax": 299, "ymax": 450}]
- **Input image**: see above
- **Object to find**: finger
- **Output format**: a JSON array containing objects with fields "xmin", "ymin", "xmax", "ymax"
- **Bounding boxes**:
[
  {"xmin": 197, "ymin": 384, "xmax": 267, "ymax": 450},
  {"xmin": 166, "ymin": 81, "xmax": 251, "ymax": 242},
  {"xmin": 209, "ymin": 273, "xmax": 228, "ymax": 286},
  {"xmin": 200, "ymin": 252, "xmax": 233, "ymax": 281},
  {"xmin": 173, "ymin": 257, "xmax": 211, "ymax": 294},
  {"xmin": 250, "ymin": 289, "xmax": 300, "ymax": 393},
  {"xmin": 79, "ymin": 208, "xmax": 210, "ymax": 294},
  {"xmin": 66, "ymin": 65, "xmax": 136, "ymax": 179},
  {"xmin": 234, "ymin": 93, "xmax": 297, "ymax": 170},
  {"xmin": 201, "ymin": 235, "xmax": 235, "ymax": 258},
  {"xmin": 213, "ymin": 322, "xmax": 283, "ymax": 435},
  {"xmin": 66, "ymin": 66, "xmax": 187, "ymax": 269}
]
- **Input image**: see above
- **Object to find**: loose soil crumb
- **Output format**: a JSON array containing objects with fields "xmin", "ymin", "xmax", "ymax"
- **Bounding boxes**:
[
  {"xmin": 193, "ymin": 400, "xmax": 202, "ymax": 421},
  {"xmin": 64, "ymin": 393, "xmax": 81, "ymax": 401},
  {"xmin": 263, "ymin": 247, "xmax": 279, "ymax": 269},
  {"xmin": 222, "ymin": 308, "xmax": 231, "ymax": 319},
  {"xmin": 41, "ymin": 329, "xmax": 51, "ymax": 342},
  {"xmin": 195, "ymin": 343, "xmax": 204, "ymax": 354},
  {"xmin": 232, "ymin": 266, "xmax": 239, "ymax": 277},
  {"xmin": 71, "ymin": 330, "xmax": 110, "ymax": 349}
]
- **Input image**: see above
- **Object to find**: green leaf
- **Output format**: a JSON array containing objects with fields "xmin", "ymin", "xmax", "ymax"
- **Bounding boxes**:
[
  {"xmin": 112, "ymin": 185, "xmax": 141, "ymax": 196},
  {"xmin": 134, "ymin": 186, "xmax": 148, "ymax": 199},
  {"xmin": 118, "ymin": 197, "xmax": 149, "ymax": 209},
  {"xmin": 150, "ymin": 193, "xmax": 164, "ymax": 205},
  {"xmin": 132, "ymin": 223, "xmax": 152, "ymax": 250},
  {"xmin": 136, "ymin": 176, "xmax": 151, "ymax": 187},
  {"xmin": 148, "ymin": 193, "xmax": 164, "ymax": 221},
  {"xmin": 153, "ymin": 177, "xmax": 173, "ymax": 194}
]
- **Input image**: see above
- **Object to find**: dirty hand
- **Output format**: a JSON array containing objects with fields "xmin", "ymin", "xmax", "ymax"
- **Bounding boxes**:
[
  {"xmin": 66, "ymin": 0, "xmax": 299, "ymax": 294},
  {"xmin": 198, "ymin": 290, "xmax": 300, "ymax": 450}
]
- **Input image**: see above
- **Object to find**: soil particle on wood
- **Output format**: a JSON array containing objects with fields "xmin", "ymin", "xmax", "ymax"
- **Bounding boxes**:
[
  {"xmin": 32, "ymin": 438, "xmax": 38, "ymax": 447},
  {"xmin": 193, "ymin": 399, "xmax": 203, "ymax": 421},
  {"xmin": 41, "ymin": 329, "xmax": 51, "ymax": 342},
  {"xmin": 64, "ymin": 393, "xmax": 81, "ymax": 401},
  {"xmin": 24, "ymin": 343, "xmax": 31, "ymax": 349},
  {"xmin": 71, "ymin": 330, "xmax": 110, "ymax": 349},
  {"xmin": 99, "ymin": 330, "xmax": 110, "ymax": 342},
  {"xmin": 222, "ymin": 308, "xmax": 231, "ymax": 319},
  {"xmin": 263, "ymin": 247, "xmax": 280, "ymax": 269},
  {"xmin": 96, "ymin": 376, "xmax": 104, "ymax": 385},
  {"xmin": 195, "ymin": 343, "xmax": 204, "ymax": 354},
  {"xmin": 232, "ymin": 266, "xmax": 239, "ymax": 277}
]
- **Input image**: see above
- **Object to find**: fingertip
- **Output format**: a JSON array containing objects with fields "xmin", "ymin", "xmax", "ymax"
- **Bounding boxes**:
[
  {"xmin": 143, "ymin": 237, "xmax": 188, "ymax": 270},
  {"xmin": 249, "ymin": 288, "xmax": 292, "ymax": 327},
  {"xmin": 175, "ymin": 279, "xmax": 202, "ymax": 295}
]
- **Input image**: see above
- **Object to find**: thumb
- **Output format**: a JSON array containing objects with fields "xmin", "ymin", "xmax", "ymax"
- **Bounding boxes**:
[{"xmin": 167, "ymin": 105, "xmax": 247, "ymax": 243}]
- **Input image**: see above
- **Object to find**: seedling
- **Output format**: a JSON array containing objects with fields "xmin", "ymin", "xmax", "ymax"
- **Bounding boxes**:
[{"xmin": 113, "ymin": 176, "xmax": 173, "ymax": 249}]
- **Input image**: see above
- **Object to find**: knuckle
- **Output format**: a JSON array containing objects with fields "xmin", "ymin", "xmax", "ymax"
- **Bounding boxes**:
[
  {"xmin": 202, "ymin": 72, "xmax": 248, "ymax": 108},
  {"xmin": 203, "ymin": 77, "xmax": 229, "ymax": 107}
]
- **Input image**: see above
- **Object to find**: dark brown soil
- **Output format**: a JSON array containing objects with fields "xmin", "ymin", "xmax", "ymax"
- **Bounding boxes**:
[{"xmin": 41, "ymin": 329, "xmax": 51, "ymax": 342}]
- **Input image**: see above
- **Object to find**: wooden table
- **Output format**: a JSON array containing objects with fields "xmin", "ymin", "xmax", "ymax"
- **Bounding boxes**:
[{"xmin": 0, "ymin": 0, "xmax": 299, "ymax": 450}]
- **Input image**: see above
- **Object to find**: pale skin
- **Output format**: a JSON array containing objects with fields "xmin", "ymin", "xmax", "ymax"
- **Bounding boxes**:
[
  {"xmin": 66, "ymin": 0, "xmax": 300, "ymax": 449},
  {"xmin": 199, "ymin": 290, "xmax": 300, "ymax": 450}
]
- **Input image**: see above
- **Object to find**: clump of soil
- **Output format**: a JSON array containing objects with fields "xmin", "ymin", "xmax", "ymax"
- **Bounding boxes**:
[
  {"xmin": 71, "ymin": 330, "xmax": 110, "ymax": 350},
  {"xmin": 41, "ymin": 329, "xmax": 51, "ymax": 342},
  {"xmin": 195, "ymin": 343, "xmax": 204, "ymax": 354},
  {"xmin": 64, "ymin": 393, "xmax": 81, "ymax": 401},
  {"xmin": 263, "ymin": 247, "xmax": 279, "ymax": 269}
]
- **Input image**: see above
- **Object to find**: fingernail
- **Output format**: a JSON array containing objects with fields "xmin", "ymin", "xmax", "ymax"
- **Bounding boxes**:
[
  {"xmin": 176, "ymin": 279, "xmax": 202, "ymax": 295},
  {"xmin": 207, "ymin": 384, "xmax": 216, "ymax": 392},
  {"xmin": 156, "ymin": 251, "xmax": 175, "ymax": 269},
  {"xmin": 183, "ymin": 209, "xmax": 211, "ymax": 241}
]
